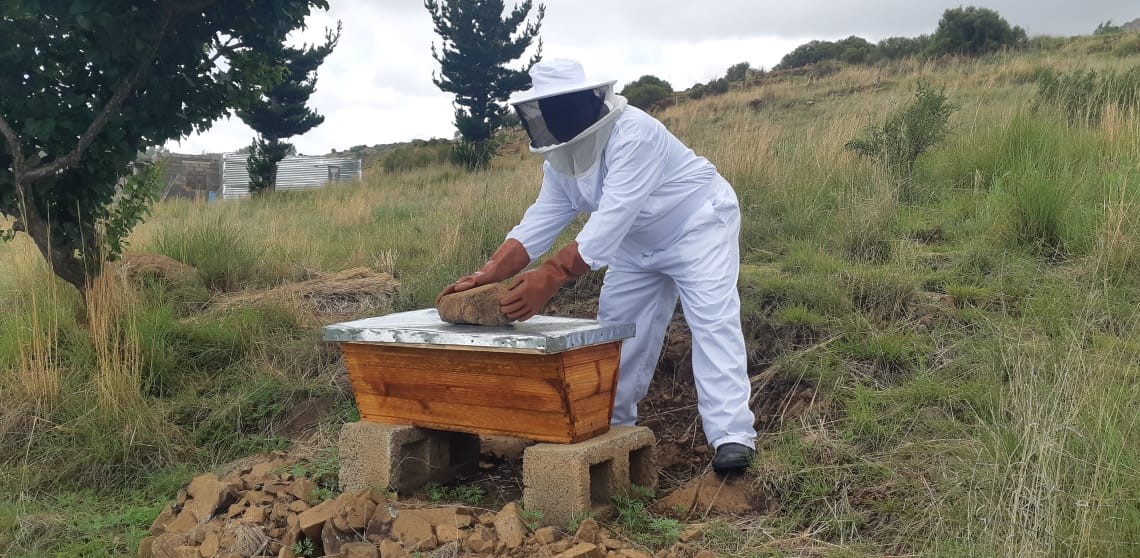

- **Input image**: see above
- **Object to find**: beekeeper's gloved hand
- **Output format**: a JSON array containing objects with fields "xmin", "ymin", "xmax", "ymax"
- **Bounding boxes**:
[
  {"xmin": 436, "ymin": 238, "xmax": 530, "ymax": 304},
  {"xmin": 500, "ymin": 242, "xmax": 590, "ymax": 321}
]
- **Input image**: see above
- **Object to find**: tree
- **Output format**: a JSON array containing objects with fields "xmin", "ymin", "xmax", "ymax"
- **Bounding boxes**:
[
  {"xmin": 425, "ymin": 0, "xmax": 544, "ymax": 170},
  {"xmin": 621, "ymin": 75, "xmax": 674, "ymax": 110},
  {"xmin": 725, "ymin": 62, "xmax": 751, "ymax": 83},
  {"xmin": 836, "ymin": 36, "xmax": 879, "ymax": 65},
  {"xmin": 239, "ymin": 23, "xmax": 341, "ymax": 194},
  {"xmin": 928, "ymin": 6, "xmax": 1027, "ymax": 57},
  {"xmin": 775, "ymin": 40, "xmax": 841, "ymax": 70},
  {"xmin": 0, "ymin": 0, "xmax": 328, "ymax": 296},
  {"xmin": 878, "ymin": 35, "xmax": 932, "ymax": 61}
]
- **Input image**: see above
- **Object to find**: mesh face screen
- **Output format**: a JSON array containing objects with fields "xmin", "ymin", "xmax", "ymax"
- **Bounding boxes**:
[{"xmin": 516, "ymin": 87, "xmax": 609, "ymax": 148}]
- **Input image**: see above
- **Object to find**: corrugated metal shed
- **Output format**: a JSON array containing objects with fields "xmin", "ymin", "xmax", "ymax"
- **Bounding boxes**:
[{"xmin": 221, "ymin": 153, "xmax": 362, "ymax": 199}]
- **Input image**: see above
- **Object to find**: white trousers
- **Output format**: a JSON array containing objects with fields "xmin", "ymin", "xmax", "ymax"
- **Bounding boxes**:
[{"xmin": 600, "ymin": 182, "xmax": 757, "ymax": 449}]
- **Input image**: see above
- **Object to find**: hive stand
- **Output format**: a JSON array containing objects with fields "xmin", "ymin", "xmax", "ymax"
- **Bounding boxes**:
[{"xmin": 338, "ymin": 422, "xmax": 657, "ymax": 527}]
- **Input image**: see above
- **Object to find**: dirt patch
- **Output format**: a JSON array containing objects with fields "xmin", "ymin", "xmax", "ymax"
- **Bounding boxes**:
[
  {"xmin": 276, "ymin": 396, "xmax": 338, "ymax": 440},
  {"xmin": 654, "ymin": 472, "xmax": 768, "ymax": 519}
]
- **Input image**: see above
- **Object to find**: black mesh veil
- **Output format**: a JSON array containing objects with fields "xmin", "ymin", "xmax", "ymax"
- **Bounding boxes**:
[{"xmin": 515, "ymin": 86, "xmax": 611, "ymax": 148}]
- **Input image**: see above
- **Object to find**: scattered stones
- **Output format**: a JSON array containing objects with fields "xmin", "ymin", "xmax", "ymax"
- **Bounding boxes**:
[{"xmin": 143, "ymin": 455, "xmax": 744, "ymax": 558}]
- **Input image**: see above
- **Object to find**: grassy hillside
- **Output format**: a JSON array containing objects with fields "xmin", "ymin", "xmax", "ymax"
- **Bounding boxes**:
[{"xmin": 2, "ymin": 34, "xmax": 1140, "ymax": 556}]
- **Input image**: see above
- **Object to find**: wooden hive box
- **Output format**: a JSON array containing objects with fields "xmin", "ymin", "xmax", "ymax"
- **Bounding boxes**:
[{"xmin": 324, "ymin": 309, "xmax": 635, "ymax": 444}]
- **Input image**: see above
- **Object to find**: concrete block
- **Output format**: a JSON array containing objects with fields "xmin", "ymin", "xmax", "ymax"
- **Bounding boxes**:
[
  {"xmin": 338, "ymin": 422, "xmax": 479, "ymax": 494},
  {"xmin": 522, "ymin": 426, "xmax": 656, "ymax": 527}
]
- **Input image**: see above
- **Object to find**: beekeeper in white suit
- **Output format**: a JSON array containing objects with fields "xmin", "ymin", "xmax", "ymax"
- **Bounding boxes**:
[{"xmin": 439, "ymin": 59, "xmax": 757, "ymax": 473}]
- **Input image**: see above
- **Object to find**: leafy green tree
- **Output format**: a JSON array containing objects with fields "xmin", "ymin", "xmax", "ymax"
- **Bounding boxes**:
[
  {"xmin": 836, "ymin": 36, "xmax": 879, "ymax": 65},
  {"xmin": 0, "ymin": 0, "xmax": 328, "ymax": 295},
  {"xmin": 775, "ymin": 40, "xmax": 841, "ymax": 70},
  {"xmin": 239, "ymin": 24, "xmax": 341, "ymax": 194},
  {"xmin": 726, "ymin": 62, "xmax": 751, "ymax": 83},
  {"xmin": 927, "ymin": 6, "xmax": 1027, "ymax": 57},
  {"xmin": 845, "ymin": 82, "xmax": 959, "ymax": 198},
  {"xmin": 425, "ymin": 0, "xmax": 544, "ymax": 170},
  {"xmin": 877, "ymin": 35, "xmax": 933, "ymax": 60},
  {"xmin": 621, "ymin": 75, "xmax": 674, "ymax": 110}
]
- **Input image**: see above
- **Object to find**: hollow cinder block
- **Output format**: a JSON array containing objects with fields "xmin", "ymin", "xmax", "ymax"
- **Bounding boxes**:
[
  {"xmin": 522, "ymin": 426, "xmax": 656, "ymax": 528},
  {"xmin": 338, "ymin": 421, "xmax": 479, "ymax": 494}
]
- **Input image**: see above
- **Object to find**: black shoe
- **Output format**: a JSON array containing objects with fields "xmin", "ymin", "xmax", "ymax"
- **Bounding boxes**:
[{"xmin": 712, "ymin": 443, "xmax": 756, "ymax": 475}]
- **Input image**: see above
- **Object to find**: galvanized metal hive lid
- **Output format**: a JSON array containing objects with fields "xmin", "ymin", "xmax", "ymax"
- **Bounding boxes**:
[{"xmin": 322, "ymin": 309, "xmax": 635, "ymax": 353}]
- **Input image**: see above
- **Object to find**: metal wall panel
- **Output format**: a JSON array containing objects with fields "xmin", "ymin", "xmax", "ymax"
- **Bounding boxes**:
[{"xmin": 221, "ymin": 153, "xmax": 362, "ymax": 200}]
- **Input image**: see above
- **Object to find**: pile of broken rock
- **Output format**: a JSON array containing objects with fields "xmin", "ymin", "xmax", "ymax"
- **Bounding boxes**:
[{"xmin": 140, "ymin": 459, "xmax": 715, "ymax": 558}]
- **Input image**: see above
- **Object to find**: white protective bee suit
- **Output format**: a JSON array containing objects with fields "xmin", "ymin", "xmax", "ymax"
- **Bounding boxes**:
[{"xmin": 504, "ymin": 59, "xmax": 757, "ymax": 451}]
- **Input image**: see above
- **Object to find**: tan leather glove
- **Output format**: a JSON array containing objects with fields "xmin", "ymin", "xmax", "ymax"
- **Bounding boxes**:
[
  {"xmin": 500, "ymin": 241, "xmax": 590, "ymax": 321},
  {"xmin": 437, "ymin": 238, "xmax": 530, "ymax": 304}
]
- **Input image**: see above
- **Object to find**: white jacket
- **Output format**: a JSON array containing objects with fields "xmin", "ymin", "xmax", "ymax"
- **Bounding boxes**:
[{"xmin": 507, "ymin": 107, "xmax": 731, "ymax": 270}]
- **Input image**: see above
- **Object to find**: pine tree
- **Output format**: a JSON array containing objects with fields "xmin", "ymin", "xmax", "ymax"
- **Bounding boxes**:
[
  {"xmin": 239, "ymin": 24, "xmax": 341, "ymax": 194},
  {"xmin": 425, "ymin": 0, "xmax": 544, "ymax": 169}
]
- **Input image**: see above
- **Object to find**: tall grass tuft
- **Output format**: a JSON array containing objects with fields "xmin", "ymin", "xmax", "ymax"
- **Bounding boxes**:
[{"xmin": 151, "ymin": 213, "xmax": 268, "ymax": 291}]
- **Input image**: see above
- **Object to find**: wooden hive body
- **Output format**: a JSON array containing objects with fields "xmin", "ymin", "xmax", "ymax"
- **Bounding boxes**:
[{"xmin": 340, "ymin": 341, "xmax": 622, "ymax": 443}]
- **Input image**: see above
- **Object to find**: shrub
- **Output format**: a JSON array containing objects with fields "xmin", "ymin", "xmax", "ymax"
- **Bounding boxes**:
[
  {"xmin": 621, "ymin": 75, "xmax": 674, "ymax": 110},
  {"xmin": 845, "ymin": 82, "xmax": 959, "ymax": 196},
  {"xmin": 776, "ymin": 40, "xmax": 842, "ymax": 70},
  {"xmin": 927, "ymin": 6, "xmax": 1027, "ymax": 57}
]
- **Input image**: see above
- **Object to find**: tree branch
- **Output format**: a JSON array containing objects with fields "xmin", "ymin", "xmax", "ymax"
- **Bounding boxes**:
[
  {"xmin": 0, "ymin": 114, "xmax": 24, "ymax": 180},
  {"xmin": 21, "ymin": 3, "xmax": 179, "ymax": 184}
]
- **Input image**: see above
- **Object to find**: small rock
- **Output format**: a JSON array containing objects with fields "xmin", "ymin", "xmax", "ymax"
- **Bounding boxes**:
[
  {"xmin": 332, "ymin": 494, "xmax": 376, "ymax": 532},
  {"xmin": 297, "ymin": 499, "xmax": 339, "ymax": 539},
  {"xmin": 149, "ymin": 505, "xmax": 177, "ymax": 535},
  {"xmin": 272, "ymin": 501, "xmax": 289, "ymax": 521},
  {"xmin": 379, "ymin": 539, "xmax": 407, "ymax": 558},
  {"xmin": 574, "ymin": 518, "xmax": 601, "ymax": 544},
  {"xmin": 492, "ymin": 502, "xmax": 527, "ymax": 549},
  {"xmin": 341, "ymin": 542, "xmax": 380, "ymax": 558},
  {"xmin": 477, "ymin": 512, "xmax": 496, "ymax": 526},
  {"xmin": 437, "ymin": 283, "xmax": 514, "ymax": 326},
  {"xmin": 534, "ymin": 526, "xmax": 560, "ymax": 545},
  {"xmin": 391, "ymin": 510, "xmax": 438, "ymax": 551},
  {"xmin": 434, "ymin": 523, "xmax": 463, "ymax": 543},
  {"xmin": 615, "ymin": 550, "xmax": 652, "ymax": 558},
  {"xmin": 199, "ymin": 531, "xmax": 221, "ymax": 556},
  {"xmin": 556, "ymin": 542, "xmax": 604, "ymax": 558},
  {"xmin": 464, "ymin": 525, "xmax": 496, "ymax": 554},
  {"xmin": 163, "ymin": 508, "xmax": 200, "ymax": 535},
  {"xmin": 600, "ymin": 534, "xmax": 627, "ymax": 550},
  {"xmin": 289, "ymin": 478, "xmax": 318, "ymax": 502},
  {"xmin": 322, "ymin": 520, "xmax": 358, "ymax": 556},
  {"xmin": 365, "ymin": 504, "xmax": 394, "ymax": 541},
  {"xmin": 548, "ymin": 539, "xmax": 575, "ymax": 554},
  {"xmin": 694, "ymin": 551, "xmax": 716, "ymax": 558},
  {"xmin": 287, "ymin": 498, "xmax": 309, "ymax": 512}
]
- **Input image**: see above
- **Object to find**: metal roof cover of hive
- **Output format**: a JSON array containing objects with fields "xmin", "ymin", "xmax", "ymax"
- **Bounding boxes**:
[{"xmin": 323, "ymin": 309, "xmax": 635, "ymax": 354}]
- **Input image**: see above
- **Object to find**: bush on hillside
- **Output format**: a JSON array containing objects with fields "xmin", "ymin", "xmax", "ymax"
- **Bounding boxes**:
[
  {"xmin": 1094, "ymin": 20, "xmax": 1122, "ymax": 35},
  {"xmin": 845, "ymin": 82, "xmax": 959, "ymax": 198},
  {"xmin": 621, "ymin": 75, "xmax": 674, "ymax": 110},
  {"xmin": 776, "ymin": 39, "xmax": 843, "ymax": 70},
  {"xmin": 379, "ymin": 139, "xmax": 454, "ymax": 173},
  {"xmin": 927, "ymin": 6, "xmax": 1027, "ymax": 57}
]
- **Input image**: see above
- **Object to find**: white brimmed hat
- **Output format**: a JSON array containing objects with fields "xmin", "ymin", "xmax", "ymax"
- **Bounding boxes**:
[{"xmin": 509, "ymin": 59, "xmax": 617, "ymax": 105}]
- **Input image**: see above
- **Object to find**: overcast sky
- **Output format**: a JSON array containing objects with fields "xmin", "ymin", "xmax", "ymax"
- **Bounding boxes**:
[{"xmin": 166, "ymin": 0, "xmax": 1138, "ymax": 155}]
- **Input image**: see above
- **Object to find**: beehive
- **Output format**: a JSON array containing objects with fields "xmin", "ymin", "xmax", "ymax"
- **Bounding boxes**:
[{"xmin": 324, "ymin": 309, "xmax": 635, "ymax": 443}]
